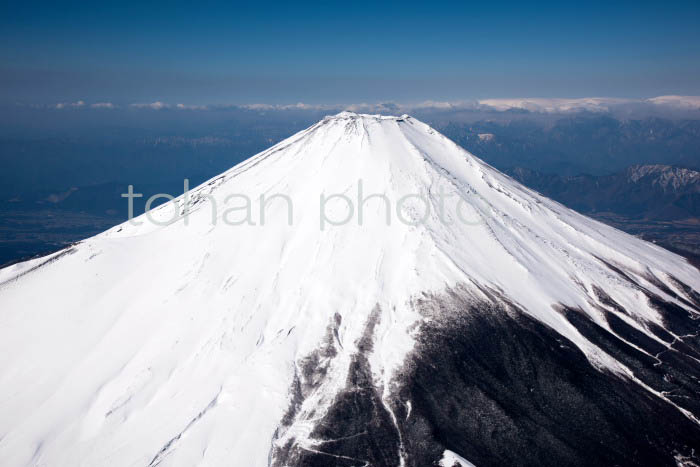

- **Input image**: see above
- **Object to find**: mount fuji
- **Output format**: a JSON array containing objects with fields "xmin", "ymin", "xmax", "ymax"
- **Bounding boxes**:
[{"xmin": 1, "ymin": 112, "xmax": 699, "ymax": 466}]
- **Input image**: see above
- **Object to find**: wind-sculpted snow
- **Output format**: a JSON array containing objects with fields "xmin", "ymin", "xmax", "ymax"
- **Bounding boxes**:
[{"xmin": 0, "ymin": 112, "xmax": 698, "ymax": 466}]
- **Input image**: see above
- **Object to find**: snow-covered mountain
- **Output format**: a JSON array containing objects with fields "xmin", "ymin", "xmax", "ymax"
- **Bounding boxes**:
[
  {"xmin": 1, "ymin": 112, "xmax": 699, "ymax": 466},
  {"xmin": 626, "ymin": 164, "xmax": 700, "ymax": 191},
  {"xmin": 507, "ymin": 164, "xmax": 700, "ymax": 221}
]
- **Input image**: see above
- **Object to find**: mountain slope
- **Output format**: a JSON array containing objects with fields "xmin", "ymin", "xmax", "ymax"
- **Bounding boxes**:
[{"xmin": 0, "ymin": 112, "xmax": 699, "ymax": 467}]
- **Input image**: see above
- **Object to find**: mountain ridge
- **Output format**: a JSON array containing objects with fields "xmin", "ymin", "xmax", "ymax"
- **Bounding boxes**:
[{"xmin": 507, "ymin": 164, "xmax": 700, "ymax": 220}]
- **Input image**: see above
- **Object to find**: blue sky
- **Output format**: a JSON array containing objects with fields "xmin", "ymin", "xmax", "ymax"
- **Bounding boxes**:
[{"xmin": 1, "ymin": 0, "xmax": 699, "ymax": 105}]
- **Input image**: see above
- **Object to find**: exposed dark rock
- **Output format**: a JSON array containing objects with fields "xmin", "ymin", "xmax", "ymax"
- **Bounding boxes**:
[
  {"xmin": 272, "ymin": 286, "xmax": 700, "ymax": 467},
  {"xmin": 271, "ymin": 307, "xmax": 402, "ymax": 467},
  {"xmin": 395, "ymin": 296, "xmax": 700, "ymax": 467}
]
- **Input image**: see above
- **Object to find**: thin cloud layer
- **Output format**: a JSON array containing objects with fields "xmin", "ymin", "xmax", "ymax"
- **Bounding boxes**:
[
  {"xmin": 43, "ymin": 96, "xmax": 700, "ymax": 115},
  {"xmin": 647, "ymin": 95, "xmax": 700, "ymax": 109},
  {"xmin": 90, "ymin": 102, "xmax": 115, "ymax": 109},
  {"xmin": 130, "ymin": 101, "xmax": 168, "ymax": 110},
  {"xmin": 476, "ymin": 98, "xmax": 633, "ymax": 113},
  {"xmin": 55, "ymin": 100, "xmax": 86, "ymax": 109}
]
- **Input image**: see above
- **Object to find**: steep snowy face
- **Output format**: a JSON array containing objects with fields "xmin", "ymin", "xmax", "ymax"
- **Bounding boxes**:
[{"xmin": 0, "ymin": 112, "xmax": 699, "ymax": 467}]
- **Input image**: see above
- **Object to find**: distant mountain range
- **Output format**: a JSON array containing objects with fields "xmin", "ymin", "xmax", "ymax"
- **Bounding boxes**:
[
  {"xmin": 439, "ymin": 115, "xmax": 700, "ymax": 175},
  {"xmin": 505, "ymin": 164, "xmax": 700, "ymax": 262},
  {"xmin": 505, "ymin": 164, "xmax": 699, "ymax": 221}
]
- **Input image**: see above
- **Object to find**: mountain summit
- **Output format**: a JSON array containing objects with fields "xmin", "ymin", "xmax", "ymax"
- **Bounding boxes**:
[{"xmin": 1, "ymin": 112, "xmax": 699, "ymax": 466}]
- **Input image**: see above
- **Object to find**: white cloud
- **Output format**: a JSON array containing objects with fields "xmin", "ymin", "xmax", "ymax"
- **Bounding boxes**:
[
  {"xmin": 55, "ymin": 100, "xmax": 86, "ymax": 109},
  {"xmin": 240, "ymin": 102, "xmax": 334, "ymax": 111},
  {"xmin": 410, "ymin": 100, "xmax": 478, "ymax": 110},
  {"xmin": 475, "ymin": 97, "xmax": 633, "ymax": 113},
  {"xmin": 176, "ymin": 103, "xmax": 208, "ymax": 110},
  {"xmin": 130, "ymin": 101, "xmax": 168, "ymax": 110},
  {"xmin": 91, "ymin": 102, "xmax": 115, "ymax": 109},
  {"xmin": 646, "ymin": 95, "xmax": 700, "ymax": 109},
  {"xmin": 238, "ymin": 97, "xmax": 700, "ymax": 115},
  {"xmin": 46, "ymin": 96, "xmax": 700, "ymax": 115}
]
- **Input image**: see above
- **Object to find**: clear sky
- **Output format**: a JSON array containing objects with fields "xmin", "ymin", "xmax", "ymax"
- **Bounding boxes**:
[{"xmin": 1, "ymin": 0, "xmax": 699, "ymax": 105}]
